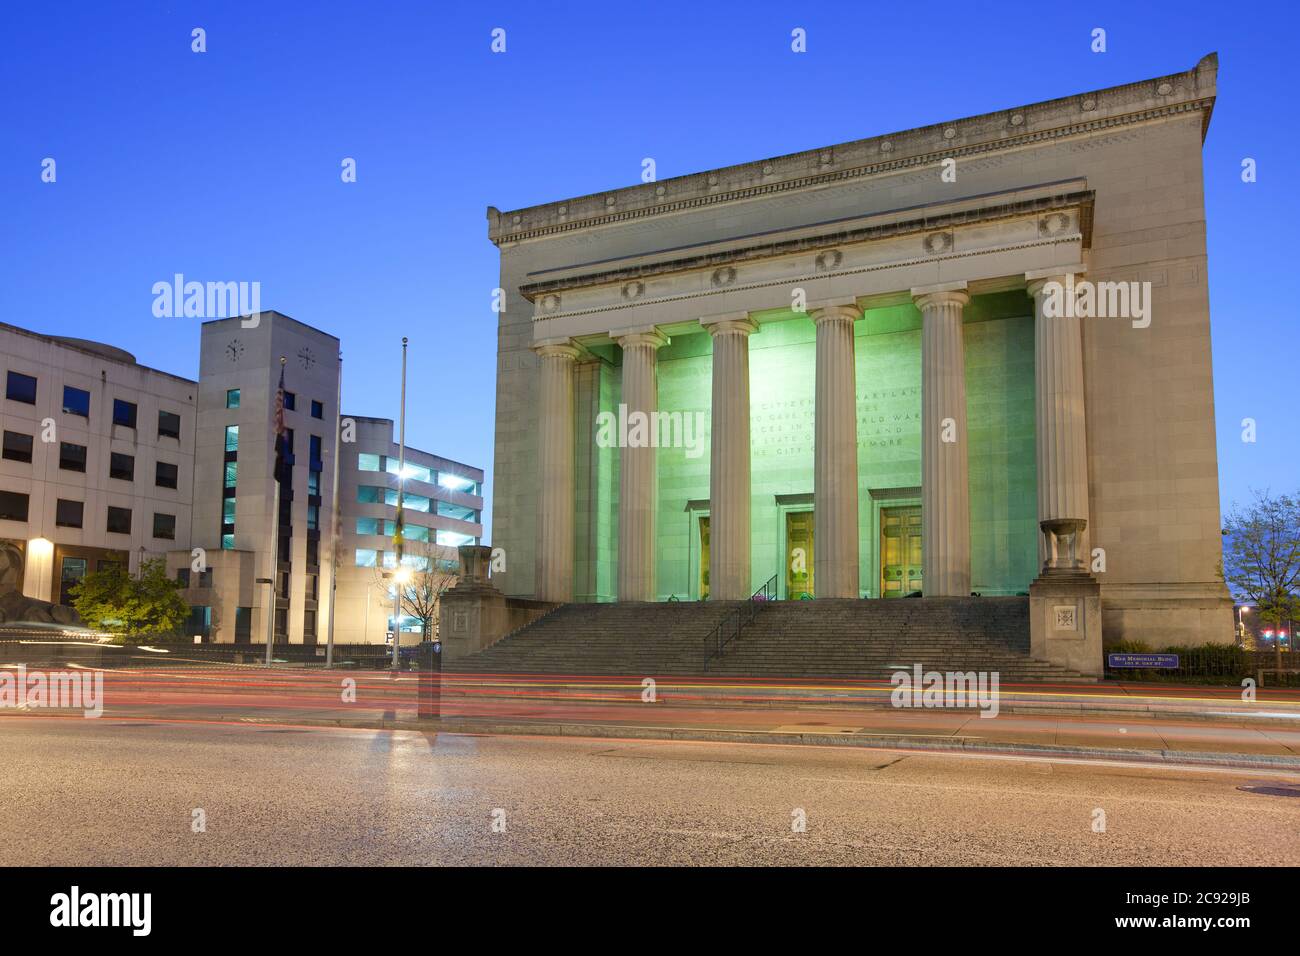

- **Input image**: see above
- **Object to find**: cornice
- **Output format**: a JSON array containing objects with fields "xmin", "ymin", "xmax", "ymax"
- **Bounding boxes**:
[
  {"xmin": 519, "ymin": 188, "xmax": 1094, "ymax": 301},
  {"xmin": 488, "ymin": 54, "xmax": 1215, "ymax": 247}
]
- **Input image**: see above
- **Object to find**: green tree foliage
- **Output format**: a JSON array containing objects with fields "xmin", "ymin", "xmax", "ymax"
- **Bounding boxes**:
[
  {"xmin": 69, "ymin": 558, "xmax": 188, "ymax": 642},
  {"xmin": 1222, "ymin": 490, "xmax": 1300, "ymax": 632}
]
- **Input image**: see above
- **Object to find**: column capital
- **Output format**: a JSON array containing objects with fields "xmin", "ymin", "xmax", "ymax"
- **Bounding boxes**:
[
  {"xmin": 809, "ymin": 301, "xmax": 861, "ymax": 326},
  {"xmin": 911, "ymin": 281, "xmax": 969, "ymax": 311},
  {"xmin": 532, "ymin": 338, "xmax": 581, "ymax": 361},
  {"xmin": 1025, "ymin": 265, "xmax": 1087, "ymax": 299},
  {"xmin": 612, "ymin": 327, "xmax": 669, "ymax": 350},
  {"xmin": 700, "ymin": 312, "xmax": 759, "ymax": 338}
]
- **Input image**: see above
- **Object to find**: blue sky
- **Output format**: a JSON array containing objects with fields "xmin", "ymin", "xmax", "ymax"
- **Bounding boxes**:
[{"xmin": 2, "ymin": 1, "xmax": 1295, "ymax": 540}]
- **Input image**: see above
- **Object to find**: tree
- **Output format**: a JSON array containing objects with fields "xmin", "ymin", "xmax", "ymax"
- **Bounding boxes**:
[
  {"xmin": 69, "ymin": 558, "xmax": 189, "ymax": 642},
  {"xmin": 1221, "ymin": 490, "xmax": 1300, "ymax": 642},
  {"xmin": 372, "ymin": 544, "xmax": 458, "ymax": 640}
]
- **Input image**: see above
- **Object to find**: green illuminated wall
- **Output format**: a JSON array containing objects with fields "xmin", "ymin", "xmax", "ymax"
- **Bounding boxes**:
[{"xmin": 575, "ymin": 294, "xmax": 1038, "ymax": 601}]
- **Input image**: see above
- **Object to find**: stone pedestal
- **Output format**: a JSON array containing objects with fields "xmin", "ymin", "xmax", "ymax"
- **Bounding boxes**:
[
  {"xmin": 439, "ymin": 545, "xmax": 557, "ymax": 662},
  {"xmin": 1029, "ymin": 570, "xmax": 1103, "ymax": 678}
]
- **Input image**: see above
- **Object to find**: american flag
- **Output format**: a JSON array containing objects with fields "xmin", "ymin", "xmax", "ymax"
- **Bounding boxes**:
[{"xmin": 273, "ymin": 363, "xmax": 288, "ymax": 486}]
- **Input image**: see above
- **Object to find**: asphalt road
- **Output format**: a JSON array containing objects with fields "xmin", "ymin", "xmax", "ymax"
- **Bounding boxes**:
[{"xmin": 2, "ymin": 717, "xmax": 1297, "ymax": 866}]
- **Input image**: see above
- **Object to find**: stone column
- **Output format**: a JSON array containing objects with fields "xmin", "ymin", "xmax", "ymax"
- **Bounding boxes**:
[
  {"xmin": 812, "ymin": 303, "xmax": 861, "ymax": 598},
  {"xmin": 615, "ymin": 329, "xmax": 668, "ymax": 601},
  {"xmin": 533, "ymin": 340, "xmax": 580, "ymax": 602},
  {"xmin": 703, "ymin": 315, "xmax": 758, "ymax": 600},
  {"xmin": 913, "ymin": 283, "xmax": 971, "ymax": 597},
  {"xmin": 1027, "ymin": 270, "xmax": 1091, "ymax": 572}
]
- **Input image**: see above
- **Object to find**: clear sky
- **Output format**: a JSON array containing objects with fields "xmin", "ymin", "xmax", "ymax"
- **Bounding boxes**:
[{"xmin": 2, "ymin": 1, "xmax": 1295, "ymax": 541}]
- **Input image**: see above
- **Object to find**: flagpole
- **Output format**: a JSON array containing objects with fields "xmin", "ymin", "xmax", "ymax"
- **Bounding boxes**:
[
  {"xmin": 266, "ymin": 356, "xmax": 286, "ymax": 667},
  {"xmin": 391, "ymin": 338, "xmax": 408, "ymax": 671},
  {"xmin": 325, "ymin": 351, "xmax": 342, "ymax": 668}
]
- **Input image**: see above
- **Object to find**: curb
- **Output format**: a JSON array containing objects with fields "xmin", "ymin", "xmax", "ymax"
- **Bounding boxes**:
[
  {"xmin": 7, "ymin": 709, "xmax": 1296, "ymax": 771},
  {"xmin": 239, "ymin": 713, "xmax": 1300, "ymax": 771}
]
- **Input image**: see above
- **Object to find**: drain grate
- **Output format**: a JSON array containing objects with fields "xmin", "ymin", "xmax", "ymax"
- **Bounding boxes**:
[{"xmin": 1237, "ymin": 784, "xmax": 1300, "ymax": 798}]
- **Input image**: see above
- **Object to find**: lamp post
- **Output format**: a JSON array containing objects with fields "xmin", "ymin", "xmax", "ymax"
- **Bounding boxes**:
[{"xmin": 391, "ymin": 566, "xmax": 412, "ymax": 669}]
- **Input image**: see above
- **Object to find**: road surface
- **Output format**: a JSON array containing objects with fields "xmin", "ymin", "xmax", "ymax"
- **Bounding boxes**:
[{"xmin": 1, "ymin": 717, "xmax": 1297, "ymax": 866}]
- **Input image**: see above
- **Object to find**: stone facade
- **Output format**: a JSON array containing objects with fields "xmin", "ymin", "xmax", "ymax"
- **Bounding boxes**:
[{"xmin": 486, "ymin": 54, "xmax": 1233, "ymax": 652}]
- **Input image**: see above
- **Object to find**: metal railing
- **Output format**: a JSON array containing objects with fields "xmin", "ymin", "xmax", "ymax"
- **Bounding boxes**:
[{"xmin": 703, "ymin": 574, "xmax": 777, "ymax": 670}]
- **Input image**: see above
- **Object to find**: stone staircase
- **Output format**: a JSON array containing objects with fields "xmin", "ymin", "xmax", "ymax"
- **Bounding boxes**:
[{"xmin": 447, "ymin": 597, "xmax": 1089, "ymax": 682}]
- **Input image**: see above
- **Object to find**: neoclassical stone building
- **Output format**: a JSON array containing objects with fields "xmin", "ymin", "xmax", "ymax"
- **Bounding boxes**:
[{"xmin": 487, "ymin": 54, "xmax": 1232, "ymax": 648}]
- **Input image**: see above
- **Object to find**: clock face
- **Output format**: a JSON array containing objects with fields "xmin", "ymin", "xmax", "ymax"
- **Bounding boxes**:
[
  {"xmin": 226, "ymin": 339, "xmax": 244, "ymax": 363},
  {"xmin": 298, "ymin": 346, "xmax": 316, "ymax": 370}
]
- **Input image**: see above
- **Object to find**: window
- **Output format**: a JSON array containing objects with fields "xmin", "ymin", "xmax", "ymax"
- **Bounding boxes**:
[
  {"xmin": 177, "ymin": 568, "xmax": 191, "ymax": 587},
  {"xmin": 112, "ymin": 399, "xmax": 137, "ymax": 428},
  {"xmin": 358, "ymin": 453, "xmax": 381, "ymax": 472},
  {"xmin": 59, "ymin": 442, "xmax": 86, "ymax": 473},
  {"xmin": 152, "ymin": 513, "xmax": 176, "ymax": 540},
  {"xmin": 106, "ymin": 506, "xmax": 132, "ymax": 534},
  {"xmin": 109, "ymin": 452, "xmax": 135, "ymax": 482},
  {"xmin": 303, "ymin": 609, "xmax": 317, "ymax": 639},
  {"xmin": 0, "ymin": 490, "xmax": 30, "ymax": 522},
  {"xmin": 187, "ymin": 606, "xmax": 212, "ymax": 640},
  {"xmin": 274, "ymin": 608, "xmax": 288, "ymax": 638},
  {"xmin": 310, "ymin": 400, "xmax": 323, "ymax": 419},
  {"xmin": 221, "ymin": 534, "xmax": 235, "ymax": 550},
  {"xmin": 55, "ymin": 499, "xmax": 83, "ymax": 528},
  {"xmin": 355, "ymin": 548, "xmax": 377, "ymax": 567},
  {"xmin": 308, "ymin": 469, "xmax": 320, "ymax": 496},
  {"xmin": 307, "ymin": 574, "xmax": 319, "ymax": 601},
  {"xmin": 438, "ymin": 471, "xmax": 476, "ymax": 492},
  {"xmin": 224, "ymin": 461, "xmax": 237, "ymax": 489},
  {"xmin": 225, "ymin": 425, "xmax": 239, "ymax": 452},
  {"xmin": 356, "ymin": 517, "xmax": 379, "ymax": 535},
  {"xmin": 398, "ymin": 492, "xmax": 430, "ymax": 513},
  {"xmin": 158, "ymin": 410, "xmax": 181, "ymax": 440},
  {"xmin": 235, "ymin": 606, "xmax": 252, "ymax": 643},
  {"xmin": 59, "ymin": 557, "xmax": 87, "ymax": 606},
  {"xmin": 226, "ymin": 388, "xmax": 240, "ymax": 409},
  {"xmin": 387, "ymin": 459, "xmax": 432, "ymax": 483},
  {"xmin": 2, "ymin": 431, "xmax": 33, "ymax": 463},
  {"xmin": 283, "ymin": 391, "xmax": 296, "ymax": 411},
  {"xmin": 437, "ymin": 500, "xmax": 479, "ymax": 522},
  {"xmin": 223, "ymin": 498, "xmax": 236, "ymax": 524},
  {"xmin": 436, "ymin": 530, "xmax": 476, "ymax": 548},
  {"xmin": 62, "ymin": 386, "xmax": 90, "ymax": 417},
  {"xmin": 6, "ymin": 371, "xmax": 37, "ymax": 404},
  {"xmin": 155, "ymin": 460, "xmax": 179, "ymax": 489},
  {"xmin": 405, "ymin": 524, "xmax": 429, "ymax": 543},
  {"xmin": 307, "ymin": 504, "xmax": 319, "ymax": 531},
  {"xmin": 309, "ymin": 435, "xmax": 322, "ymax": 466},
  {"xmin": 357, "ymin": 485, "xmax": 381, "ymax": 504}
]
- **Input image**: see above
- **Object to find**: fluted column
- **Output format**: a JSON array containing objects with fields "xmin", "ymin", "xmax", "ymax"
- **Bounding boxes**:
[
  {"xmin": 615, "ymin": 329, "xmax": 668, "ymax": 601},
  {"xmin": 704, "ymin": 315, "xmax": 758, "ymax": 600},
  {"xmin": 812, "ymin": 303, "xmax": 861, "ymax": 598},
  {"xmin": 914, "ymin": 284, "xmax": 971, "ymax": 597},
  {"xmin": 1027, "ymin": 271, "xmax": 1091, "ymax": 573},
  {"xmin": 533, "ymin": 340, "xmax": 580, "ymax": 602}
]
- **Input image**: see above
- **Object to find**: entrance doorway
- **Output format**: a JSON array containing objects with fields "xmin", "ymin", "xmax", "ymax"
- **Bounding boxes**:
[
  {"xmin": 698, "ymin": 515, "xmax": 710, "ymax": 600},
  {"xmin": 880, "ymin": 505, "xmax": 922, "ymax": 597},
  {"xmin": 785, "ymin": 510, "xmax": 814, "ymax": 599}
]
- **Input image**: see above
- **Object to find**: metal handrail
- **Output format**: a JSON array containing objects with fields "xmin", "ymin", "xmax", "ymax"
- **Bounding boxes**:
[{"xmin": 703, "ymin": 574, "xmax": 777, "ymax": 669}]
